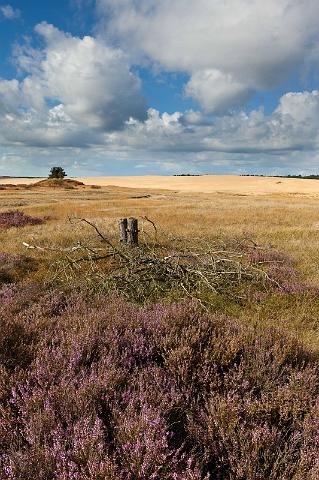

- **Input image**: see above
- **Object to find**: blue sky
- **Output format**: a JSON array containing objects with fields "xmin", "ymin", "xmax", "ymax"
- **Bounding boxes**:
[{"xmin": 0, "ymin": 1, "xmax": 319, "ymax": 176}]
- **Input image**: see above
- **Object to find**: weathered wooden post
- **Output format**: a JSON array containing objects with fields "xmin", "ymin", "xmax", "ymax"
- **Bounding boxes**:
[
  {"xmin": 119, "ymin": 218, "xmax": 128, "ymax": 244},
  {"xmin": 119, "ymin": 217, "xmax": 138, "ymax": 246},
  {"xmin": 127, "ymin": 217, "xmax": 138, "ymax": 246}
]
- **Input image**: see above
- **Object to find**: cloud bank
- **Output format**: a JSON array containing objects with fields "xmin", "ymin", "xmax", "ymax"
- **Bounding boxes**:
[
  {"xmin": 0, "ymin": 1, "xmax": 318, "ymax": 175},
  {"xmin": 104, "ymin": 91, "xmax": 319, "ymax": 155}
]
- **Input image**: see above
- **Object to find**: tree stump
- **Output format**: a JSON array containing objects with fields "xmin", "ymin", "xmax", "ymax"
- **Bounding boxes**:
[{"xmin": 118, "ymin": 217, "xmax": 138, "ymax": 246}]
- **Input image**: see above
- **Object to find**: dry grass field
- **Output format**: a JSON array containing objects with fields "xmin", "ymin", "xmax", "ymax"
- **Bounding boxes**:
[
  {"xmin": 1, "ymin": 179, "xmax": 319, "ymax": 346},
  {"xmin": 1, "ymin": 177, "xmax": 319, "ymax": 479}
]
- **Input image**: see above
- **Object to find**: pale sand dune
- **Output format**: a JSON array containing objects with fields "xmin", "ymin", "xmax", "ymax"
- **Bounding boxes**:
[
  {"xmin": 0, "ymin": 178, "xmax": 45, "ymax": 185},
  {"xmin": 2, "ymin": 175, "xmax": 319, "ymax": 195}
]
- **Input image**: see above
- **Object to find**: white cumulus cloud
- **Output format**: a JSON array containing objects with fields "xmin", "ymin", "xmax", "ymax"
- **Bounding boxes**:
[
  {"xmin": 0, "ymin": 12, "xmax": 318, "ymax": 175},
  {"xmin": 185, "ymin": 69, "xmax": 252, "ymax": 113},
  {"xmin": 0, "ymin": 22, "xmax": 147, "ymax": 147},
  {"xmin": 97, "ymin": 0, "xmax": 319, "ymax": 113}
]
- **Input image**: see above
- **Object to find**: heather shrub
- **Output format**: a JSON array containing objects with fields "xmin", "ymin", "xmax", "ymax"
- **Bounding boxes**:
[
  {"xmin": 0, "ymin": 285, "xmax": 52, "ymax": 372},
  {"xmin": 0, "ymin": 311, "xmax": 35, "ymax": 371},
  {"xmin": 0, "ymin": 282, "xmax": 17, "ymax": 303},
  {"xmin": 0, "ymin": 252, "xmax": 37, "ymax": 283},
  {"xmin": 0, "ymin": 290, "xmax": 318, "ymax": 479},
  {"xmin": 0, "ymin": 210, "xmax": 46, "ymax": 228},
  {"xmin": 248, "ymin": 247, "xmax": 312, "ymax": 294}
]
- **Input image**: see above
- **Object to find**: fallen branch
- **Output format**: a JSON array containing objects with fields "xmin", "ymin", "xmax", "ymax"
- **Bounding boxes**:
[{"xmin": 22, "ymin": 218, "xmax": 281, "ymax": 303}]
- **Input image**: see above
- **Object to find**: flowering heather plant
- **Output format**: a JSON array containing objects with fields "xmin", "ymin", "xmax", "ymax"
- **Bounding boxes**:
[
  {"xmin": 0, "ymin": 210, "xmax": 46, "ymax": 228},
  {"xmin": 248, "ymin": 247, "xmax": 312, "ymax": 294},
  {"xmin": 0, "ymin": 287, "xmax": 318, "ymax": 479},
  {"xmin": 0, "ymin": 252, "xmax": 36, "ymax": 284},
  {"xmin": 0, "ymin": 283, "xmax": 17, "ymax": 304},
  {"xmin": 0, "ymin": 253, "xmax": 22, "ymax": 264}
]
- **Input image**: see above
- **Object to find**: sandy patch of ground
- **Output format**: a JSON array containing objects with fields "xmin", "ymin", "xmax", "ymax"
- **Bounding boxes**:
[
  {"xmin": 0, "ymin": 178, "xmax": 45, "ymax": 185},
  {"xmin": 2, "ymin": 175, "xmax": 319, "ymax": 196}
]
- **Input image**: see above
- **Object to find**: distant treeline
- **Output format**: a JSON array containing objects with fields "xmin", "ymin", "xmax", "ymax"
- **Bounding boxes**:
[
  {"xmin": 173, "ymin": 173, "xmax": 204, "ymax": 176},
  {"xmin": 174, "ymin": 173, "xmax": 319, "ymax": 179},
  {"xmin": 241, "ymin": 174, "xmax": 319, "ymax": 180}
]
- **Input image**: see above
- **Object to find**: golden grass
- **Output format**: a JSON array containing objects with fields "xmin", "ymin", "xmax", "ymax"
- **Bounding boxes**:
[
  {"xmin": 1, "ymin": 185, "xmax": 319, "ymax": 277},
  {"xmin": 1, "ymin": 182, "xmax": 319, "ymax": 351}
]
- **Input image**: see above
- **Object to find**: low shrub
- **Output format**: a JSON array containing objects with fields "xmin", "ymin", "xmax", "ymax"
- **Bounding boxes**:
[
  {"xmin": 0, "ymin": 288, "xmax": 318, "ymax": 479},
  {"xmin": 0, "ymin": 253, "xmax": 37, "ymax": 284},
  {"xmin": 248, "ymin": 247, "xmax": 312, "ymax": 294},
  {"xmin": 30, "ymin": 178, "xmax": 84, "ymax": 188},
  {"xmin": 0, "ymin": 283, "xmax": 17, "ymax": 304},
  {"xmin": 0, "ymin": 210, "xmax": 46, "ymax": 228}
]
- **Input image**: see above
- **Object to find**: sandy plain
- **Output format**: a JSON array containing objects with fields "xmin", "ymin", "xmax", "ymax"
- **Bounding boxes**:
[{"xmin": 1, "ymin": 175, "xmax": 319, "ymax": 196}]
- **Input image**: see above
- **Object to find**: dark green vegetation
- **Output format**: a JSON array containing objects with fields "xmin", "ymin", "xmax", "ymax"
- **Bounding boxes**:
[
  {"xmin": 243, "ymin": 174, "xmax": 319, "ymax": 180},
  {"xmin": 48, "ymin": 166, "xmax": 67, "ymax": 179}
]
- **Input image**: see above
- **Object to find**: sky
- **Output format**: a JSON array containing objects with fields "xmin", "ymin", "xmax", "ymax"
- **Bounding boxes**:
[{"xmin": 0, "ymin": 1, "xmax": 319, "ymax": 177}]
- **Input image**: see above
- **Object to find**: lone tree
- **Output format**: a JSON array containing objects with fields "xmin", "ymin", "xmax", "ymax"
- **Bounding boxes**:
[{"xmin": 48, "ymin": 167, "xmax": 67, "ymax": 179}]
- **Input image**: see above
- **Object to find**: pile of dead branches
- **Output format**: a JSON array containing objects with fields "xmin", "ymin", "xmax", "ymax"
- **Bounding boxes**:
[{"xmin": 23, "ymin": 218, "xmax": 271, "ymax": 304}]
